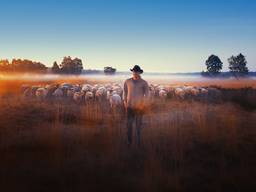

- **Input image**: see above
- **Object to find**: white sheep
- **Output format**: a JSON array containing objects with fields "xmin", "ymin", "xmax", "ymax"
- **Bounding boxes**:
[
  {"xmin": 175, "ymin": 87, "xmax": 186, "ymax": 99},
  {"xmin": 84, "ymin": 91, "xmax": 94, "ymax": 102},
  {"xmin": 73, "ymin": 92, "xmax": 84, "ymax": 103},
  {"xmin": 82, "ymin": 84, "xmax": 92, "ymax": 92},
  {"xmin": 35, "ymin": 88, "xmax": 47, "ymax": 100},
  {"xmin": 61, "ymin": 83, "xmax": 73, "ymax": 89},
  {"xmin": 107, "ymin": 90, "xmax": 112, "ymax": 100},
  {"xmin": 112, "ymin": 86, "xmax": 123, "ymax": 97},
  {"xmin": 31, "ymin": 86, "xmax": 40, "ymax": 97},
  {"xmin": 22, "ymin": 82, "xmax": 225, "ymax": 104},
  {"xmin": 159, "ymin": 89, "xmax": 168, "ymax": 99},
  {"xmin": 109, "ymin": 92, "xmax": 122, "ymax": 108},
  {"xmin": 148, "ymin": 86, "xmax": 156, "ymax": 99},
  {"xmin": 199, "ymin": 88, "xmax": 208, "ymax": 95},
  {"xmin": 183, "ymin": 86, "xmax": 194, "ymax": 94},
  {"xmin": 95, "ymin": 87, "xmax": 107, "ymax": 101},
  {"xmin": 52, "ymin": 88, "xmax": 64, "ymax": 98},
  {"xmin": 190, "ymin": 87, "xmax": 200, "ymax": 96},
  {"xmin": 67, "ymin": 89, "xmax": 75, "ymax": 98}
]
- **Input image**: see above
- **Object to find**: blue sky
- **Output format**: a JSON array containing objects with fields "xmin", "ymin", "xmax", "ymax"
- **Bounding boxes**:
[{"xmin": 0, "ymin": 0, "xmax": 255, "ymax": 72}]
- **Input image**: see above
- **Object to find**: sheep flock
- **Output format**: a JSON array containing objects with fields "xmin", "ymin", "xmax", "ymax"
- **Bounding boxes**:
[{"xmin": 20, "ymin": 82, "xmax": 223, "ymax": 107}]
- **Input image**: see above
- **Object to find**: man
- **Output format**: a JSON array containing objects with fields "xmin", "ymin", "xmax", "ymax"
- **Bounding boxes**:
[{"xmin": 123, "ymin": 65, "xmax": 149, "ymax": 146}]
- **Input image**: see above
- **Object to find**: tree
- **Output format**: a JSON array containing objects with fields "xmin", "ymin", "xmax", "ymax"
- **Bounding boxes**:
[
  {"xmin": 51, "ymin": 61, "xmax": 60, "ymax": 73},
  {"xmin": 104, "ymin": 66, "xmax": 116, "ymax": 74},
  {"xmin": 60, "ymin": 56, "xmax": 83, "ymax": 74},
  {"xmin": 204, "ymin": 55, "xmax": 223, "ymax": 76},
  {"xmin": 0, "ymin": 59, "xmax": 10, "ymax": 71},
  {"xmin": 11, "ymin": 59, "xmax": 47, "ymax": 72},
  {"xmin": 0, "ymin": 59, "xmax": 47, "ymax": 73},
  {"xmin": 228, "ymin": 53, "xmax": 249, "ymax": 77}
]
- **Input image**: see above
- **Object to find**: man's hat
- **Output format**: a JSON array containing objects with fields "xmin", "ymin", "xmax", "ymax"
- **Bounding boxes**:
[{"xmin": 130, "ymin": 65, "xmax": 143, "ymax": 74}]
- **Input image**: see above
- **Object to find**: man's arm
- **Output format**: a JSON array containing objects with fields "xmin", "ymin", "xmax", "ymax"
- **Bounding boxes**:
[
  {"xmin": 123, "ymin": 80, "xmax": 128, "ymax": 107},
  {"xmin": 143, "ymin": 81, "xmax": 150, "ymax": 98}
]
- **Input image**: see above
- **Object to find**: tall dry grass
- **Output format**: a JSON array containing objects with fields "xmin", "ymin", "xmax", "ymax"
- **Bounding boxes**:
[{"xmin": 0, "ymin": 95, "xmax": 256, "ymax": 191}]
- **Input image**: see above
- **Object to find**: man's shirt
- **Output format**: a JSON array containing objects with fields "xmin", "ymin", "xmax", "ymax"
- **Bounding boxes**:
[{"xmin": 123, "ymin": 77, "xmax": 149, "ymax": 109}]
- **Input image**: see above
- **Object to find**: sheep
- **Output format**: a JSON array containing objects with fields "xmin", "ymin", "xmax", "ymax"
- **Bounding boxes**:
[
  {"xmin": 190, "ymin": 87, "xmax": 200, "ymax": 96},
  {"xmin": 67, "ymin": 89, "xmax": 75, "ymax": 98},
  {"xmin": 166, "ymin": 87, "xmax": 176, "ymax": 98},
  {"xmin": 21, "ymin": 84, "xmax": 30, "ymax": 93},
  {"xmin": 196, "ymin": 87, "xmax": 209, "ymax": 101},
  {"xmin": 178, "ymin": 86, "xmax": 200, "ymax": 100},
  {"xmin": 20, "ymin": 83, "xmax": 225, "ymax": 105},
  {"xmin": 89, "ymin": 86, "xmax": 97, "ymax": 96},
  {"xmin": 45, "ymin": 84, "xmax": 52, "ymax": 90},
  {"xmin": 159, "ymin": 89, "xmax": 168, "ymax": 99},
  {"xmin": 84, "ymin": 91, "xmax": 94, "ymax": 102},
  {"xmin": 154, "ymin": 85, "xmax": 168, "ymax": 98},
  {"xmin": 105, "ymin": 83, "xmax": 113, "ymax": 91},
  {"xmin": 200, "ymin": 87, "xmax": 208, "ymax": 95},
  {"xmin": 183, "ymin": 86, "xmax": 194, "ymax": 94},
  {"xmin": 44, "ymin": 84, "xmax": 58, "ymax": 99},
  {"xmin": 73, "ymin": 92, "xmax": 84, "ymax": 103},
  {"xmin": 158, "ymin": 85, "xmax": 165, "ymax": 90},
  {"xmin": 52, "ymin": 88, "xmax": 64, "ymax": 98},
  {"xmin": 35, "ymin": 88, "xmax": 47, "ymax": 100},
  {"xmin": 82, "ymin": 84, "xmax": 92, "ymax": 92},
  {"xmin": 31, "ymin": 86, "xmax": 40, "ymax": 97},
  {"xmin": 108, "ymin": 90, "xmax": 122, "ymax": 113},
  {"xmin": 110, "ymin": 93, "xmax": 122, "ymax": 108},
  {"xmin": 112, "ymin": 86, "xmax": 123, "ymax": 98},
  {"xmin": 61, "ymin": 83, "xmax": 73, "ymax": 89},
  {"xmin": 148, "ymin": 86, "xmax": 156, "ymax": 100},
  {"xmin": 107, "ymin": 90, "xmax": 112, "ymax": 100},
  {"xmin": 174, "ymin": 87, "xmax": 186, "ymax": 99},
  {"xmin": 95, "ymin": 87, "xmax": 107, "ymax": 101},
  {"xmin": 22, "ymin": 87, "xmax": 32, "ymax": 98},
  {"xmin": 73, "ymin": 85, "xmax": 82, "ymax": 92}
]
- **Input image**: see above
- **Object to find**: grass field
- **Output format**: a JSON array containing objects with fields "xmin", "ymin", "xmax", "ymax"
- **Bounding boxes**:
[{"xmin": 0, "ymin": 77, "xmax": 256, "ymax": 192}]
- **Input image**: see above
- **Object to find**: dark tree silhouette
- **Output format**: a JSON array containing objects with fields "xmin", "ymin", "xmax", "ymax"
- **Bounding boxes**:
[
  {"xmin": 51, "ymin": 61, "xmax": 60, "ymax": 73},
  {"xmin": 104, "ymin": 66, "xmax": 116, "ymax": 75},
  {"xmin": 228, "ymin": 53, "xmax": 249, "ymax": 77},
  {"xmin": 0, "ymin": 59, "xmax": 47, "ymax": 73},
  {"xmin": 60, "ymin": 56, "xmax": 83, "ymax": 74},
  {"xmin": 0, "ymin": 59, "xmax": 10, "ymax": 71},
  {"xmin": 204, "ymin": 55, "xmax": 223, "ymax": 76}
]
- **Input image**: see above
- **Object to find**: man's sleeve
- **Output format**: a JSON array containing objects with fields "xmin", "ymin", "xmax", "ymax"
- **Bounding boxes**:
[
  {"xmin": 144, "ymin": 81, "xmax": 150, "ymax": 98},
  {"xmin": 123, "ymin": 80, "xmax": 128, "ymax": 103}
]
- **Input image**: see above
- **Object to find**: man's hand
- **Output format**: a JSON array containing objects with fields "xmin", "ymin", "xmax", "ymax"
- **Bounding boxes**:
[{"xmin": 124, "ymin": 101, "xmax": 128, "ymax": 113}]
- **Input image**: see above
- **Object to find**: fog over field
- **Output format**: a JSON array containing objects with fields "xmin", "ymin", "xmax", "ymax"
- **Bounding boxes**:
[{"xmin": 1, "ymin": 73, "xmax": 256, "ymax": 91}]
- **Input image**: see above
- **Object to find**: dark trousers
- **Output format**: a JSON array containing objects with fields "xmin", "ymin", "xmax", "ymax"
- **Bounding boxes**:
[{"xmin": 126, "ymin": 107, "xmax": 143, "ymax": 145}]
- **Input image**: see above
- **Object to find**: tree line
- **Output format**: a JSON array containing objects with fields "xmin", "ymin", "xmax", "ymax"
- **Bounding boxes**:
[
  {"xmin": 0, "ymin": 56, "xmax": 84, "ymax": 74},
  {"xmin": 202, "ymin": 53, "xmax": 249, "ymax": 78},
  {"xmin": 51, "ymin": 56, "xmax": 83, "ymax": 74},
  {"xmin": 0, "ymin": 54, "xmax": 252, "ymax": 77},
  {"xmin": 0, "ymin": 59, "xmax": 47, "ymax": 73}
]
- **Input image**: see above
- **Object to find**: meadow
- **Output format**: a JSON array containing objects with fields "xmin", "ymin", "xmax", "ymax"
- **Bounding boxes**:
[{"xmin": 0, "ymin": 75, "xmax": 256, "ymax": 192}]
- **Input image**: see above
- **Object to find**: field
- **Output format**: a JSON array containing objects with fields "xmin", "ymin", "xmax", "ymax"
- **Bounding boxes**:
[{"xmin": 0, "ymin": 75, "xmax": 256, "ymax": 192}]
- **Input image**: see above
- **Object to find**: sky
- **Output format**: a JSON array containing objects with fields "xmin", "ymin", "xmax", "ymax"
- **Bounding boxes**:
[{"xmin": 0, "ymin": 0, "xmax": 255, "ymax": 73}]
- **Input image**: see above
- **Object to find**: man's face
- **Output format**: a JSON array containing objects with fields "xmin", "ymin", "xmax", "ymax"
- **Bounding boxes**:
[{"xmin": 132, "ymin": 71, "xmax": 141, "ymax": 80}]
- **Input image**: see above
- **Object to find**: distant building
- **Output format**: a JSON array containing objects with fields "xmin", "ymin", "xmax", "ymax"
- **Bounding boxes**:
[{"xmin": 104, "ymin": 67, "xmax": 116, "ymax": 75}]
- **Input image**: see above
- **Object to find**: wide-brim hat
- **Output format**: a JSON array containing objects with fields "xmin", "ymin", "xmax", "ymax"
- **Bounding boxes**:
[{"xmin": 130, "ymin": 65, "xmax": 143, "ymax": 74}]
